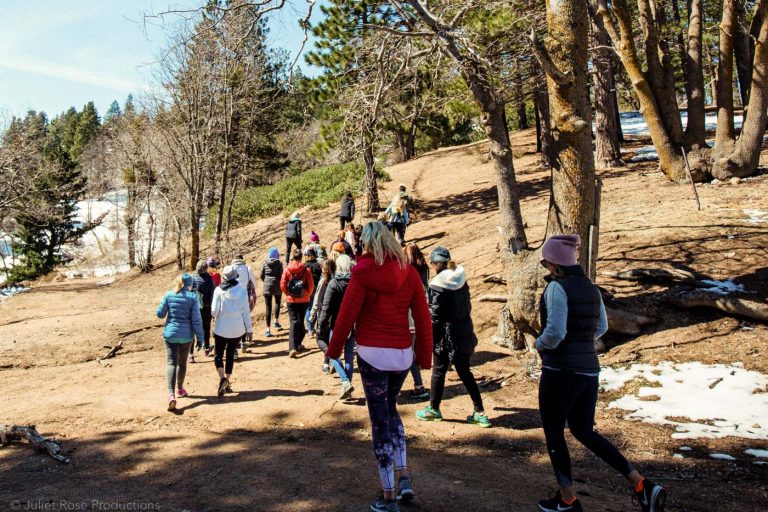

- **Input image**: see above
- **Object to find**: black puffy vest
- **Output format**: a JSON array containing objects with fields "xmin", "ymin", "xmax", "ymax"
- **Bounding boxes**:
[{"xmin": 539, "ymin": 265, "xmax": 601, "ymax": 373}]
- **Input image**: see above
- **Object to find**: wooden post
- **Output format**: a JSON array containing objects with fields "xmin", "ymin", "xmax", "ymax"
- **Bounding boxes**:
[
  {"xmin": 680, "ymin": 147, "xmax": 702, "ymax": 210},
  {"xmin": 587, "ymin": 178, "xmax": 602, "ymax": 281}
]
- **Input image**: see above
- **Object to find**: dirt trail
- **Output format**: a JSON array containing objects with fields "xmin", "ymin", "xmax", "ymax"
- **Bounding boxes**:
[{"xmin": 1, "ymin": 130, "xmax": 767, "ymax": 511}]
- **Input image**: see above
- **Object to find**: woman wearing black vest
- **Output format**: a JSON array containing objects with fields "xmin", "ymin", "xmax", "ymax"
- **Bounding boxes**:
[{"xmin": 536, "ymin": 235, "xmax": 665, "ymax": 512}]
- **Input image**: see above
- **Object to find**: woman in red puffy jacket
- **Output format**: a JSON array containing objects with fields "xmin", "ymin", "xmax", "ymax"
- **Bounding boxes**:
[{"xmin": 327, "ymin": 221, "xmax": 432, "ymax": 512}]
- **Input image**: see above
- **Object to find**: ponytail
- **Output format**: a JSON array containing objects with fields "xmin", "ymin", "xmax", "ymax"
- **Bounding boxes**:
[{"xmin": 447, "ymin": 260, "xmax": 457, "ymax": 271}]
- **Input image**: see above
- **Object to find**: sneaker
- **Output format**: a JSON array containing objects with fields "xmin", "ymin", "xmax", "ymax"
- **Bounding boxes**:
[
  {"xmin": 177, "ymin": 388, "xmax": 188, "ymax": 398},
  {"xmin": 289, "ymin": 349, "xmax": 297, "ymax": 359},
  {"xmin": 407, "ymin": 387, "xmax": 430, "ymax": 401},
  {"xmin": 339, "ymin": 380, "xmax": 354, "ymax": 400},
  {"xmin": 233, "ymin": 350, "xmax": 239, "ymax": 360},
  {"xmin": 167, "ymin": 394, "xmax": 176, "ymax": 411},
  {"xmin": 416, "ymin": 405, "xmax": 443, "ymax": 422},
  {"xmin": 296, "ymin": 345, "xmax": 306, "ymax": 353},
  {"xmin": 217, "ymin": 378, "xmax": 229, "ymax": 398},
  {"xmin": 634, "ymin": 479, "xmax": 666, "ymax": 512},
  {"xmin": 188, "ymin": 354, "xmax": 196, "ymax": 363},
  {"xmin": 370, "ymin": 498, "xmax": 399, "ymax": 512},
  {"xmin": 225, "ymin": 383, "xmax": 234, "ymax": 394},
  {"xmin": 265, "ymin": 329, "xmax": 271, "ymax": 338},
  {"xmin": 467, "ymin": 411, "xmax": 492, "ymax": 428},
  {"xmin": 204, "ymin": 348, "xmax": 212, "ymax": 357},
  {"xmin": 273, "ymin": 321, "xmax": 282, "ymax": 329},
  {"xmin": 322, "ymin": 364, "xmax": 331, "ymax": 374},
  {"xmin": 397, "ymin": 476, "xmax": 414, "ymax": 503},
  {"xmin": 538, "ymin": 491, "xmax": 583, "ymax": 512}
]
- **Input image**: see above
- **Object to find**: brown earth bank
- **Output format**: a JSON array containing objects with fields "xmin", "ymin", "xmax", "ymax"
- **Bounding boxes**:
[{"xmin": 1, "ymin": 129, "xmax": 767, "ymax": 511}]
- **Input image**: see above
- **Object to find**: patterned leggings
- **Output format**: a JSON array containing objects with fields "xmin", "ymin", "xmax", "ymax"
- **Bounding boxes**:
[{"xmin": 358, "ymin": 356, "xmax": 409, "ymax": 493}]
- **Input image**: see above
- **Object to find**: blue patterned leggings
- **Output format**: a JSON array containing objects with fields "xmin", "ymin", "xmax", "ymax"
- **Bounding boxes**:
[{"xmin": 358, "ymin": 356, "xmax": 409, "ymax": 493}]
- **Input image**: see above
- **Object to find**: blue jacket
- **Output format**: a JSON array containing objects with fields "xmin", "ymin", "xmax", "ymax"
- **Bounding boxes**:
[{"xmin": 156, "ymin": 290, "xmax": 205, "ymax": 343}]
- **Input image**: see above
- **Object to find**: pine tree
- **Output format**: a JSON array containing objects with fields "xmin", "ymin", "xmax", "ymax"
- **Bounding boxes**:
[
  {"xmin": 103, "ymin": 100, "xmax": 122, "ymax": 125},
  {"xmin": 71, "ymin": 101, "xmax": 101, "ymax": 161}
]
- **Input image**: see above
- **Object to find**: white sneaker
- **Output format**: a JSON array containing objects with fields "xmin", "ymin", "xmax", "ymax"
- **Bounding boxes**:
[{"xmin": 339, "ymin": 381, "xmax": 354, "ymax": 400}]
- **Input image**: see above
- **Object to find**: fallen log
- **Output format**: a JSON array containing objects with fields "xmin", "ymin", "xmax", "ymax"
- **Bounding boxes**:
[
  {"xmin": 118, "ymin": 324, "xmax": 163, "ymax": 338},
  {"xmin": 0, "ymin": 425, "xmax": 70, "ymax": 463},
  {"xmin": 605, "ymin": 307, "xmax": 657, "ymax": 335},
  {"xmin": 478, "ymin": 294, "xmax": 509, "ymax": 303},
  {"xmin": 482, "ymin": 275, "xmax": 507, "ymax": 285},
  {"xmin": 98, "ymin": 340, "xmax": 123, "ymax": 362},
  {"xmin": 666, "ymin": 289, "xmax": 768, "ymax": 322},
  {"xmin": 606, "ymin": 268, "xmax": 706, "ymax": 286}
]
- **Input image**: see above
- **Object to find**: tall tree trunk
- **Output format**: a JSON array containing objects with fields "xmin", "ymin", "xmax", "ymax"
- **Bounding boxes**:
[
  {"xmin": 591, "ymin": 1, "xmax": 624, "ymax": 168},
  {"xmin": 516, "ymin": 84, "xmax": 529, "ymax": 130},
  {"xmin": 715, "ymin": 0, "xmax": 737, "ymax": 156},
  {"xmin": 225, "ymin": 173, "xmax": 239, "ymax": 237},
  {"xmin": 189, "ymin": 205, "xmax": 199, "ymax": 271},
  {"xmin": 613, "ymin": 86, "xmax": 625, "ymax": 141},
  {"xmin": 125, "ymin": 185, "xmax": 138, "ymax": 268},
  {"xmin": 214, "ymin": 149, "xmax": 229, "ymax": 255},
  {"xmin": 713, "ymin": 0, "xmax": 768, "ymax": 178},
  {"xmin": 533, "ymin": 74, "xmax": 556, "ymax": 168},
  {"xmin": 684, "ymin": 0, "xmax": 707, "ymax": 147},
  {"xmin": 733, "ymin": 0, "xmax": 753, "ymax": 109},
  {"xmin": 363, "ymin": 135, "xmax": 379, "ymax": 213}
]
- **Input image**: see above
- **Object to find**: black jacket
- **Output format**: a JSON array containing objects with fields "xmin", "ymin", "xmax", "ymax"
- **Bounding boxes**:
[
  {"xmin": 317, "ymin": 273, "xmax": 351, "ymax": 341},
  {"xmin": 306, "ymin": 260, "xmax": 322, "ymax": 288},
  {"xmin": 285, "ymin": 218, "xmax": 302, "ymax": 241},
  {"xmin": 193, "ymin": 271, "xmax": 215, "ymax": 307},
  {"xmin": 339, "ymin": 197, "xmax": 355, "ymax": 219},
  {"xmin": 429, "ymin": 265, "xmax": 477, "ymax": 360},
  {"xmin": 260, "ymin": 258, "xmax": 284, "ymax": 296}
]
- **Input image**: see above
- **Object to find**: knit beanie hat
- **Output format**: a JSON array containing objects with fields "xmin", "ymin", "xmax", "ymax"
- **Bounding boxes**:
[
  {"xmin": 206, "ymin": 257, "xmax": 219, "ymax": 268},
  {"xmin": 267, "ymin": 247, "xmax": 280, "ymax": 260},
  {"xmin": 196, "ymin": 259, "xmax": 208, "ymax": 273},
  {"xmin": 429, "ymin": 246, "xmax": 451, "ymax": 263},
  {"xmin": 541, "ymin": 234, "xmax": 581, "ymax": 267},
  {"xmin": 181, "ymin": 273, "xmax": 194, "ymax": 287},
  {"xmin": 310, "ymin": 231, "xmax": 320, "ymax": 242},
  {"xmin": 222, "ymin": 265, "xmax": 239, "ymax": 282}
]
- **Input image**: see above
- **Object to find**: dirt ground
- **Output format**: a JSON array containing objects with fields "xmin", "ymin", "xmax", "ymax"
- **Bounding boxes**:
[{"xmin": 1, "ymin": 129, "xmax": 767, "ymax": 512}]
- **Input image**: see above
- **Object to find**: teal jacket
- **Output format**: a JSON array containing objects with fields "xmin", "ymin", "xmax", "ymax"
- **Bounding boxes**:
[{"xmin": 156, "ymin": 290, "xmax": 204, "ymax": 343}]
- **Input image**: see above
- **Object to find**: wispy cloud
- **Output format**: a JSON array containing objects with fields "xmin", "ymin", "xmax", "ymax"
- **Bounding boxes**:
[{"xmin": 0, "ymin": 55, "xmax": 141, "ymax": 92}]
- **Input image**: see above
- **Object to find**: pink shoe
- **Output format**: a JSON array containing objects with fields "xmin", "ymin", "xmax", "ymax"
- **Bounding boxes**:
[
  {"xmin": 167, "ymin": 394, "xmax": 176, "ymax": 411},
  {"xmin": 177, "ymin": 388, "xmax": 188, "ymax": 398}
]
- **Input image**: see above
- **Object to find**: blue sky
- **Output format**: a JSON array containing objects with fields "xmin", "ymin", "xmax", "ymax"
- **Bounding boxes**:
[{"xmin": 0, "ymin": 1, "xmax": 321, "ymax": 122}]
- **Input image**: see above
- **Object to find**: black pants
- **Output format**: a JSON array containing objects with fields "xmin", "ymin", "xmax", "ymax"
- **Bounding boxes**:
[
  {"xmin": 430, "ymin": 349, "xmax": 484, "ymax": 412},
  {"xmin": 264, "ymin": 294, "xmax": 282, "ymax": 324},
  {"xmin": 201, "ymin": 306, "xmax": 212, "ymax": 350},
  {"xmin": 285, "ymin": 237, "xmax": 301, "ymax": 263},
  {"xmin": 214, "ymin": 334, "xmax": 238, "ymax": 375},
  {"xmin": 390, "ymin": 221, "xmax": 405, "ymax": 244},
  {"xmin": 539, "ymin": 368, "xmax": 634, "ymax": 488},
  {"xmin": 286, "ymin": 302, "xmax": 309, "ymax": 351},
  {"xmin": 340, "ymin": 216, "xmax": 352, "ymax": 229}
]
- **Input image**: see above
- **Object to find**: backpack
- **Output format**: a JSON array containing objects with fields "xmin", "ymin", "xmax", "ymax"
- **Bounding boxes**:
[
  {"xmin": 287, "ymin": 269, "xmax": 307, "ymax": 298},
  {"xmin": 245, "ymin": 267, "xmax": 257, "ymax": 311}
]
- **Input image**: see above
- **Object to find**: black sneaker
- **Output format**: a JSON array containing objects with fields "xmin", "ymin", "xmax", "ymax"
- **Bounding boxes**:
[
  {"xmin": 217, "ymin": 378, "xmax": 229, "ymax": 398},
  {"xmin": 396, "ymin": 476, "xmax": 414, "ymax": 503},
  {"xmin": 634, "ymin": 479, "xmax": 666, "ymax": 512},
  {"xmin": 369, "ymin": 498, "xmax": 399, "ymax": 512},
  {"xmin": 538, "ymin": 491, "xmax": 583, "ymax": 512}
]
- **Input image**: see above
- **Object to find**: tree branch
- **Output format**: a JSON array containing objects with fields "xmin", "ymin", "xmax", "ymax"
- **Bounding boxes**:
[{"xmin": 530, "ymin": 27, "xmax": 572, "ymax": 86}]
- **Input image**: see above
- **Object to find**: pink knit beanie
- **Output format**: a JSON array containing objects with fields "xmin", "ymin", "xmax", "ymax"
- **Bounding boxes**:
[
  {"xmin": 541, "ymin": 234, "xmax": 581, "ymax": 266},
  {"xmin": 310, "ymin": 231, "xmax": 320, "ymax": 242}
]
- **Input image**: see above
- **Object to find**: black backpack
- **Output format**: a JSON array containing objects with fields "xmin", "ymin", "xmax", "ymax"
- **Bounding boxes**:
[{"xmin": 287, "ymin": 269, "xmax": 307, "ymax": 298}]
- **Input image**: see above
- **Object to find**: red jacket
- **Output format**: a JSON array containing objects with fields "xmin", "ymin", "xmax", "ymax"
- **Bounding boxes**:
[
  {"xmin": 327, "ymin": 253, "xmax": 433, "ymax": 369},
  {"xmin": 280, "ymin": 261, "xmax": 315, "ymax": 303}
]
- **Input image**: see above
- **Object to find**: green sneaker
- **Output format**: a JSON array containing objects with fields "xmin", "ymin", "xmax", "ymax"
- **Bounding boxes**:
[
  {"xmin": 467, "ymin": 411, "xmax": 492, "ymax": 428},
  {"xmin": 416, "ymin": 405, "xmax": 443, "ymax": 422}
]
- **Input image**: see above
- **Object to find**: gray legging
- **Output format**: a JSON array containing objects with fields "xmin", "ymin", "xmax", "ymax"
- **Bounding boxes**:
[{"xmin": 165, "ymin": 341, "xmax": 192, "ymax": 394}]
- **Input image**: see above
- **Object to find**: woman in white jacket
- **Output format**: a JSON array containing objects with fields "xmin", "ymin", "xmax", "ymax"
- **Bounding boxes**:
[{"xmin": 212, "ymin": 265, "xmax": 253, "ymax": 397}]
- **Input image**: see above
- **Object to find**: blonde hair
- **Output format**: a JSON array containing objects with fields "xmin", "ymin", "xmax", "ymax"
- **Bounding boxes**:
[
  {"xmin": 336, "ymin": 254, "xmax": 354, "ymax": 274},
  {"xmin": 433, "ymin": 260, "xmax": 457, "ymax": 272},
  {"xmin": 174, "ymin": 276, "xmax": 186, "ymax": 294},
  {"xmin": 362, "ymin": 221, "xmax": 405, "ymax": 267}
]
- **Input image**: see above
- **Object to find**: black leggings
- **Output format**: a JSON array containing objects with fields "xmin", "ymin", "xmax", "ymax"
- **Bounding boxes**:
[
  {"xmin": 214, "ymin": 334, "xmax": 239, "ymax": 375},
  {"xmin": 430, "ymin": 349, "xmax": 484, "ymax": 412},
  {"xmin": 286, "ymin": 302, "xmax": 309, "ymax": 351},
  {"xmin": 264, "ymin": 294, "xmax": 281, "ymax": 323},
  {"xmin": 539, "ymin": 368, "xmax": 634, "ymax": 488},
  {"xmin": 340, "ymin": 216, "xmax": 352, "ymax": 229},
  {"xmin": 285, "ymin": 237, "xmax": 301, "ymax": 263}
]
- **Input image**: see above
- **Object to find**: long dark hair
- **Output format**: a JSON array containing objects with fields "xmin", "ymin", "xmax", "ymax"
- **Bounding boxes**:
[{"xmin": 404, "ymin": 243, "xmax": 429, "ymax": 283}]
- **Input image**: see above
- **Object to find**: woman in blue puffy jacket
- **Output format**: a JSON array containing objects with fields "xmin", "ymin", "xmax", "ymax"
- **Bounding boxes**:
[{"xmin": 156, "ymin": 273, "xmax": 205, "ymax": 411}]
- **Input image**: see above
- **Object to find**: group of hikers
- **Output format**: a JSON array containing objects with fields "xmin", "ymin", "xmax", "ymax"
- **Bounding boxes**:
[{"xmin": 155, "ymin": 187, "xmax": 667, "ymax": 512}]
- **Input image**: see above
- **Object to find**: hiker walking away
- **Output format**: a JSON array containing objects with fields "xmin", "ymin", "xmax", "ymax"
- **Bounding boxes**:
[
  {"xmin": 416, "ymin": 247, "xmax": 491, "ymax": 427},
  {"xmin": 344, "ymin": 223, "xmax": 356, "ymax": 250},
  {"xmin": 304, "ymin": 248, "xmax": 323, "ymax": 338},
  {"xmin": 232, "ymin": 254, "xmax": 257, "ymax": 353},
  {"xmin": 193, "ymin": 260, "xmax": 215, "ymax": 358},
  {"xmin": 335, "ymin": 230, "xmax": 355, "ymax": 258},
  {"xmin": 339, "ymin": 191, "xmax": 355, "ymax": 229},
  {"xmin": 212, "ymin": 265, "xmax": 253, "ymax": 397},
  {"xmin": 326, "ymin": 221, "xmax": 433, "ymax": 512},
  {"xmin": 207, "ymin": 257, "xmax": 222, "ymax": 287},
  {"xmin": 317, "ymin": 254, "xmax": 356, "ymax": 399},
  {"xmin": 403, "ymin": 243, "xmax": 429, "ymax": 400},
  {"xmin": 155, "ymin": 274, "xmax": 204, "ymax": 412},
  {"xmin": 285, "ymin": 211, "xmax": 303, "ymax": 264},
  {"xmin": 260, "ymin": 247, "xmax": 283, "ymax": 337},
  {"xmin": 385, "ymin": 196, "xmax": 410, "ymax": 245},
  {"xmin": 304, "ymin": 231, "xmax": 322, "ymax": 256},
  {"xmin": 280, "ymin": 249, "xmax": 315, "ymax": 358},
  {"xmin": 311, "ymin": 258, "xmax": 337, "ymax": 374},
  {"xmin": 535, "ymin": 235, "xmax": 665, "ymax": 512}
]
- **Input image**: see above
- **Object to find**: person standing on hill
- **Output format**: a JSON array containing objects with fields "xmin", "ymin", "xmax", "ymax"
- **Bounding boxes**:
[
  {"xmin": 339, "ymin": 191, "xmax": 355, "ymax": 229},
  {"xmin": 212, "ymin": 265, "xmax": 253, "ymax": 397},
  {"xmin": 231, "ymin": 254, "xmax": 257, "ymax": 353},
  {"xmin": 207, "ymin": 257, "xmax": 222, "ymax": 287},
  {"xmin": 416, "ymin": 247, "xmax": 491, "ymax": 428},
  {"xmin": 280, "ymin": 249, "xmax": 315, "ymax": 358},
  {"xmin": 285, "ymin": 211, "xmax": 303, "ymax": 264},
  {"xmin": 385, "ymin": 187, "xmax": 410, "ymax": 245},
  {"xmin": 155, "ymin": 274, "xmax": 204, "ymax": 412},
  {"xmin": 317, "ymin": 254, "xmax": 356, "ymax": 399},
  {"xmin": 304, "ymin": 248, "xmax": 323, "ymax": 338},
  {"xmin": 260, "ymin": 247, "xmax": 283, "ymax": 338},
  {"xmin": 193, "ymin": 260, "xmax": 215, "ymax": 358},
  {"xmin": 403, "ymin": 243, "xmax": 430, "ymax": 400},
  {"xmin": 535, "ymin": 235, "xmax": 666, "ymax": 512},
  {"xmin": 326, "ymin": 222, "xmax": 432, "ymax": 512}
]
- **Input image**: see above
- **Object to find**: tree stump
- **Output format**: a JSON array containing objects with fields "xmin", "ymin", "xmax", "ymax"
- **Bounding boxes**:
[{"xmin": 0, "ymin": 425, "xmax": 70, "ymax": 463}]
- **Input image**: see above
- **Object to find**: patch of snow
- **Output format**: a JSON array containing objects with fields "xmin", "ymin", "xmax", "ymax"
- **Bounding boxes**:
[
  {"xmin": 600, "ymin": 362, "xmax": 768, "ymax": 440},
  {"xmin": 679, "ymin": 446, "xmax": 693, "ymax": 451},
  {"xmin": 745, "ymin": 449, "xmax": 768, "ymax": 458},
  {"xmin": 744, "ymin": 209, "xmax": 768, "ymax": 224},
  {"xmin": 700, "ymin": 278, "xmax": 746, "ymax": 295},
  {"xmin": 754, "ymin": 461, "xmax": 768, "ymax": 466},
  {"xmin": 709, "ymin": 453, "xmax": 737, "ymax": 461},
  {"xmin": 673, "ymin": 453, "xmax": 685, "ymax": 459},
  {"xmin": 617, "ymin": 111, "xmax": 743, "ymax": 137}
]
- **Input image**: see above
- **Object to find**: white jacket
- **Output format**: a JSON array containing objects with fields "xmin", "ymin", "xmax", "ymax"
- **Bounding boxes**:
[
  {"xmin": 232, "ymin": 260, "xmax": 257, "ymax": 293},
  {"xmin": 212, "ymin": 285, "xmax": 253, "ymax": 338}
]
